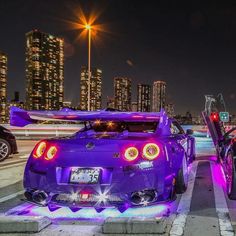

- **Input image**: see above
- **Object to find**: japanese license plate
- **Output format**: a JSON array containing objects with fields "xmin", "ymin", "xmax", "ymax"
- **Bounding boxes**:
[{"xmin": 70, "ymin": 168, "xmax": 100, "ymax": 184}]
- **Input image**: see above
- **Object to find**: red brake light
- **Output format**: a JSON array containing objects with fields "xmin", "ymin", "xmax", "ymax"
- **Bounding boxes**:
[
  {"xmin": 142, "ymin": 143, "xmax": 160, "ymax": 160},
  {"xmin": 45, "ymin": 146, "xmax": 58, "ymax": 161},
  {"xmin": 211, "ymin": 112, "xmax": 219, "ymax": 122},
  {"xmin": 124, "ymin": 147, "xmax": 139, "ymax": 161},
  {"xmin": 33, "ymin": 141, "xmax": 47, "ymax": 158}
]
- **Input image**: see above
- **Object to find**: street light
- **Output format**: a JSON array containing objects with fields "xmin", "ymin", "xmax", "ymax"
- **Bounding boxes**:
[
  {"xmin": 84, "ymin": 23, "xmax": 92, "ymax": 111},
  {"xmin": 67, "ymin": 8, "xmax": 106, "ymax": 111}
]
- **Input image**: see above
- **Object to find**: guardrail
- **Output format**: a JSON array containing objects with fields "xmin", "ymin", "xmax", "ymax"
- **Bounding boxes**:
[
  {"xmin": 1, "ymin": 124, "xmax": 83, "ymax": 139},
  {"xmin": 0, "ymin": 124, "xmax": 234, "ymax": 139}
]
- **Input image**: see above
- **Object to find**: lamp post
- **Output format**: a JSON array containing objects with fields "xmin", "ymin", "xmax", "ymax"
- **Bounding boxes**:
[{"xmin": 85, "ymin": 24, "xmax": 91, "ymax": 111}]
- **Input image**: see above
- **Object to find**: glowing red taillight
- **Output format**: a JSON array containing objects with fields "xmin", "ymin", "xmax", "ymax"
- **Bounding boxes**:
[
  {"xmin": 142, "ymin": 143, "xmax": 160, "ymax": 160},
  {"xmin": 33, "ymin": 141, "xmax": 47, "ymax": 159},
  {"xmin": 45, "ymin": 146, "xmax": 58, "ymax": 161},
  {"xmin": 33, "ymin": 141, "xmax": 57, "ymax": 160},
  {"xmin": 124, "ymin": 147, "xmax": 139, "ymax": 161},
  {"xmin": 211, "ymin": 112, "xmax": 219, "ymax": 122}
]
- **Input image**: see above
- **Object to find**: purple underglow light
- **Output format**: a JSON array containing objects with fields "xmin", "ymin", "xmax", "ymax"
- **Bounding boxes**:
[
  {"xmin": 9, "ymin": 203, "xmax": 169, "ymax": 220},
  {"xmin": 211, "ymin": 161, "xmax": 227, "ymax": 190}
]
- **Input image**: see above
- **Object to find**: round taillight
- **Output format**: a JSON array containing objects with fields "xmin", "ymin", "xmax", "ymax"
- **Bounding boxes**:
[
  {"xmin": 45, "ymin": 146, "xmax": 58, "ymax": 161},
  {"xmin": 143, "ymin": 143, "xmax": 160, "ymax": 160},
  {"xmin": 33, "ymin": 141, "xmax": 47, "ymax": 158},
  {"xmin": 124, "ymin": 147, "xmax": 139, "ymax": 161}
]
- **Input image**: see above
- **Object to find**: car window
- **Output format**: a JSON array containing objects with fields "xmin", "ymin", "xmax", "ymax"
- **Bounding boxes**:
[{"xmin": 91, "ymin": 121, "xmax": 158, "ymax": 133}]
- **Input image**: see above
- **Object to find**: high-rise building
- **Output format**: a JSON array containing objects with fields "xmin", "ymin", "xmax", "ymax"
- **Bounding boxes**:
[
  {"xmin": 137, "ymin": 84, "xmax": 151, "ymax": 112},
  {"xmin": 165, "ymin": 103, "xmax": 175, "ymax": 117},
  {"xmin": 25, "ymin": 30, "xmax": 64, "ymax": 110},
  {"xmin": 152, "ymin": 81, "xmax": 166, "ymax": 112},
  {"xmin": 114, "ymin": 77, "xmax": 131, "ymax": 111},
  {"xmin": 0, "ymin": 52, "xmax": 7, "ymax": 123},
  {"xmin": 80, "ymin": 66, "xmax": 102, "ymax": 111}
]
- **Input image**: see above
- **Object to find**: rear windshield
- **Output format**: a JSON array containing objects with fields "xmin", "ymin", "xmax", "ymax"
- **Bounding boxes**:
[{"xmin": 90, "ymin": 121, "xmax": 158, "ymax": 133}]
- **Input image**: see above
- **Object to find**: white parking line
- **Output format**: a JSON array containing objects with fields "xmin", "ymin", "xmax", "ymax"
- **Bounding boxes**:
[
  {"xmin": 19, "ymin": 154, "xmax": 29, "ymax": 159},
  {"xmin": 0, "ymin": 190, "xmax": 24, "ymax": 203},
  {"xmin": 170, "ymin": 161, "xmax": 198, "ymax": 236},
  {"xmin": 210, "ymin": 162, "xmax": 234, "ymax": 236}
]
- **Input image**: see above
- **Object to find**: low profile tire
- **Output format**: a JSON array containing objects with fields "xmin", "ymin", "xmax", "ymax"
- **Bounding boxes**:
[
  {"xmin": 0, "ymin": 138, "xmax": 11, "ymax": 162},
  {"xmin": 216, "ymin": 144, "xmax": 221, "ymax": 163},
  {"xmin": 189, "ymin": 139, "xmax": 196, "ymax": 163},
  {"xmin": 169, "ymin": 185, "xmax": 177, "ymax": 201},
  {"xmin": 226, "ymin": 150, "xmax": 236, "ymax": 200},
  {"xmin": 175, "ymin": 155, "xmax": 188, "ymax": 194}
]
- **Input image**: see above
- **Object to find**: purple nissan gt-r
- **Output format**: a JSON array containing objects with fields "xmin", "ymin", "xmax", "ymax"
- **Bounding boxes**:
[{"xmin": 11, "ymin": 107, "xmax": 195, "ymax": 213}]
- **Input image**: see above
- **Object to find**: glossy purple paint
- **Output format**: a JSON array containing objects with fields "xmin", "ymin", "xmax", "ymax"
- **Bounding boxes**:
[{"xmin": 11, "ymin": 107, "xmax": 195, "ymax": 210}]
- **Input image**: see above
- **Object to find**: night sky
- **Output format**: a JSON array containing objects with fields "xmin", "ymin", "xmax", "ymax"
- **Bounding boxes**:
[{"xmin": 1, "ymin": 0, "xmax": 236, "ymax": 115}]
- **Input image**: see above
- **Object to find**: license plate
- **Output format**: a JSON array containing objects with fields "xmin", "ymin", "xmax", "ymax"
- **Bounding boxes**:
[{"xmin": 70, "ymin": 168, "xmax": 100, "ymax": 184}]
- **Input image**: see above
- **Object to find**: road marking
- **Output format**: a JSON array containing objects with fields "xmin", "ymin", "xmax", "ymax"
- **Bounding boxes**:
[
  {"xmin": 19, "ymin": 154, "xmax": 29, "ymax": 159},
  {"xmin": 0, "ymin": 190, "xmax": 24, "ymax": 203},
  {"xmin": 0, "ymin": 160, "xmax": 27, "ymax": 170},
  {"xmin": 210, "ymin": 162, "xmax": 234, "ymax": 236},
  {"xmin": 170, "ymin": 161, "xmax": 198, "ymax": 236}
]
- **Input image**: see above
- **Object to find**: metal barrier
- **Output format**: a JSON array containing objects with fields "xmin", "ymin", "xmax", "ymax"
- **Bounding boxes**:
[{"xmin": 1, "ymin": 124, "xmax": 83, "ymax": 139}]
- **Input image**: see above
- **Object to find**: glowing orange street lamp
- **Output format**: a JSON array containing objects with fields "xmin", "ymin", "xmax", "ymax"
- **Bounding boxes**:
[{"xmin": 68, "ymin": 10, "xmax": 106, "ymax": 111}]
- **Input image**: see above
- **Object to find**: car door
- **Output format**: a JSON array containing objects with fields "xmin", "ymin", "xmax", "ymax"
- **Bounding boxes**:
[{"xmin": 170, "ymin": 120, "xmax": 190, "ymax": 158}]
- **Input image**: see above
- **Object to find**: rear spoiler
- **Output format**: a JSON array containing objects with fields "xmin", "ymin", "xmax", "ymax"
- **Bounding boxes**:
[{"xmin": 10, "ymin": 106, "xmax": 168, "ymax": 127}]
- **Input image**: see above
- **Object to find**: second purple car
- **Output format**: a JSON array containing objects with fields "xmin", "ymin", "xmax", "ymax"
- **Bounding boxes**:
[{"xmin": 11, "ymin": 108, "xmax": 195, "ymax": 213}]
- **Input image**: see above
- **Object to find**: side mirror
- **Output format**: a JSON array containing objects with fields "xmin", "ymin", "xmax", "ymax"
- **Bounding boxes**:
[{"xmin": 186, "ymin": 129, "xmax": 194, "ymax": 135}]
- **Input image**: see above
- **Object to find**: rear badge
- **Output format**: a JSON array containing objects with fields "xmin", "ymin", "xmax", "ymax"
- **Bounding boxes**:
[
  {"xmin": 113, "ymin": 152, "xmax": 120, "ymax": 158},
  {"xmin": 86, "ymin": 142, "xmax": 95, "ymax": 150}
]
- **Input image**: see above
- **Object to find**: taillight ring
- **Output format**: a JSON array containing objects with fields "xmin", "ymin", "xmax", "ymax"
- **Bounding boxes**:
[
  {"xmin": 32, "ymin": 141, "xmax": 58, "ymax": 161},
  {"xmin": 33, "ymin": 141, "xmax": 47, "ymax": 159},
  {"xmin": 142, "ymin": 143, "xmax": 160, "ymax": 161},
  {"xmin": 124, "ymin": 146, "xmax": 139, "ymax": 162},
  {"xmin": 45, "ymin": 146, "xmax": 58, "ymax": 161}
]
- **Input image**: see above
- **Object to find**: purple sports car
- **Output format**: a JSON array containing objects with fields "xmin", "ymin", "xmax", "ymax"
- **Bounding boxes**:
[{"xmin": 11, "ymin": 107, "xmax": 195, "ymax": 213}]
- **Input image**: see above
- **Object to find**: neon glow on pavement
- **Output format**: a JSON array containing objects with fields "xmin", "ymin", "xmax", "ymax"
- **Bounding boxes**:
[{"xmin": 8, "ymin": 203, "xmax": 169, "ymax": 220}]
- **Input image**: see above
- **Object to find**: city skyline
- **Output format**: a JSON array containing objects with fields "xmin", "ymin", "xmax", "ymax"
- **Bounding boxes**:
[
  {"xmin": 1, "ymin": 1, "xmax": 236, "ymax": 115},
  {"xmin": 0, "ymin": 51, "xmax": 7, "ymax": 123}
]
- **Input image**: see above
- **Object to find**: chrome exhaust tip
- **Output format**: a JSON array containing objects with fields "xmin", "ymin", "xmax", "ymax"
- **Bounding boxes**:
[
  {"xmin": 24, "ymin": 190, "xmax": 34, "ymax": 201},
  {"xmin": 32, "ymin": 190, "xmax": 49, "ymax": 206},
  {"xmin": 130, "ymin": 189, "xmax": 157, "ymax": 205}
]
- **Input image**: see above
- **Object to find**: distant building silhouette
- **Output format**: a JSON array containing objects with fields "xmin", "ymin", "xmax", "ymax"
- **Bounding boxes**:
[
  {"xmin": 152, "ymin": 81, "xmax": 166, "ymax": 112},
  {"xmin": 137, "ymin": 84, "xmax": 151, "ymax": 112},
  {"xmin": 80, "ymin": 66, "xmax": 102, "ymax": 111},
  {"xmin": 165, "ymin": 103, "xmax": 175, "ymax": 117},
  {"xmin": 0, "ymin": 51, "xmax": 7, "ymax": 123},
  {"xmin": 114, "ymin": 77, "xmax": 131, "ymax": 111}
]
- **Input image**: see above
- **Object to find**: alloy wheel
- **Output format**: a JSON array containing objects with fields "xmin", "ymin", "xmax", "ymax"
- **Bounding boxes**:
[{"xmin": 0, "ymin": 141, "xmax": 9, "ymax": 160}]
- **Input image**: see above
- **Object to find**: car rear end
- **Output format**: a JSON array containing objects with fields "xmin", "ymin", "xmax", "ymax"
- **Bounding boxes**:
[{"xmin": 23, "ymin": 132, "xmax": 172, "ymax": 211}]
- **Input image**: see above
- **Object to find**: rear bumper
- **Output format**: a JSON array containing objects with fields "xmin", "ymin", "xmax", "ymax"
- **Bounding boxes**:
[{"xmin": 24, "ymin": 162, "xmax": 173, "ymax": 207}]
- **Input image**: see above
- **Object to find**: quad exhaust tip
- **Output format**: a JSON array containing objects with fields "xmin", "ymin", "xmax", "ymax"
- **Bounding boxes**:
[
  {"xmin": 130, "ymin": 189, "xmax": 157, "ymax": 205},
  {"xmin": 25, "ymin": 190, "xmax": 50, "ymax": 206}
]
